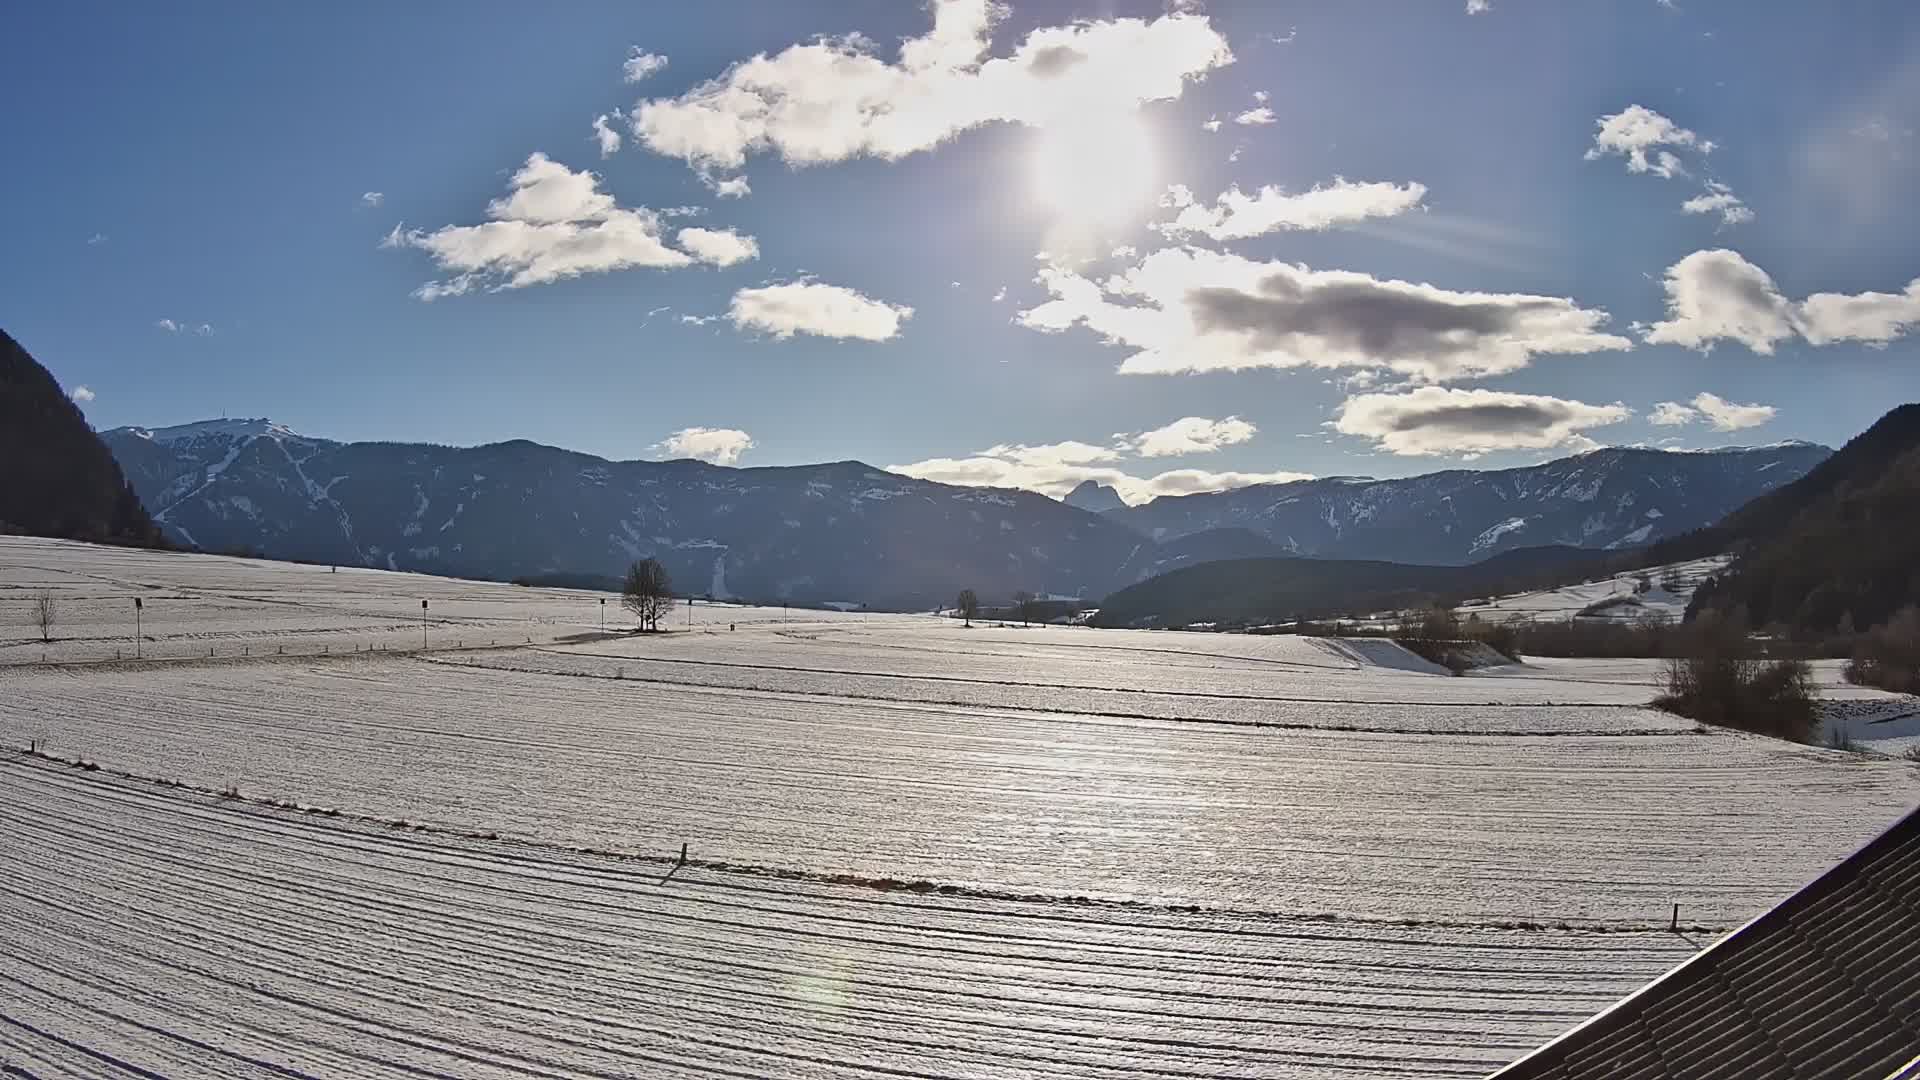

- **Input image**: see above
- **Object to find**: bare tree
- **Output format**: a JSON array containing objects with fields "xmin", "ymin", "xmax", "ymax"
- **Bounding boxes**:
[
  {"xmin": 1012, "ymin": 590, "xmax": 1035, "ymax": 627},
  {"xmin": 622, "ymin": 558, "xmax": 675, "ymax": 632},
  {"xmin": 956, "ymin": 589, "xmax": 979, "ymax": 628},
  {"xmin": 33, "ymin": 592, "xmax": 55, "ymax": 643}
]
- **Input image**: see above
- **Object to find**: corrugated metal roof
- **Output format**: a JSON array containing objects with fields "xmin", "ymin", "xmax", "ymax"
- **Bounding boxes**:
[{"xmin": 1489, "ymin": 803, "xmax": 1920, "ymax": 1080}]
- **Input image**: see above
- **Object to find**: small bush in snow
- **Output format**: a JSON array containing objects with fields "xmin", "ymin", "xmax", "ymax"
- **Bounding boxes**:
[{"xmin": 1654, "ymin": 611, "xmax": 1818, "ymax": 742}]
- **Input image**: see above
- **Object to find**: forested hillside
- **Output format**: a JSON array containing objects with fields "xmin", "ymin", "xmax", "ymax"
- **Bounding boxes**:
[
  {"xmin": 0, "ymin": 329, "xmax": 165, "ymax": 547},
  {"xmin": 1688, "ymin": 404, "xmax": 1920, "ymax": 633}
]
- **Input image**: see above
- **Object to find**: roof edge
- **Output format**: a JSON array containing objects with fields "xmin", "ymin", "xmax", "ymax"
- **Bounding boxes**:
[{"xmin": 1487, "ymin": 799, "xmax": 1920, "ymax": 1078}]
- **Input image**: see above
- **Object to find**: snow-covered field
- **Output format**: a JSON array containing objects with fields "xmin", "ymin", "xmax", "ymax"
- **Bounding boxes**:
[
  {"xmin": 1, "ymin": 755, "xmax": 1701, "ymax": 1079},
  {"xmin": 0, "ymin": 535, "xmax": 882, "ymax": 664},
  {"xmin": 2, "ymin": 537, "xmax": 1917, "ymax": 1078},
  {"xmin": 1456, "ymin": 555, "xmax": 1732, "ymax": 625}
]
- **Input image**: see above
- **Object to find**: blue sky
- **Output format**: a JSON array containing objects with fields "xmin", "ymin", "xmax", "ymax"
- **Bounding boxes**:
[{"xmin": 5, "ymin": 1, "xmax": 1918, "ymax": 502}]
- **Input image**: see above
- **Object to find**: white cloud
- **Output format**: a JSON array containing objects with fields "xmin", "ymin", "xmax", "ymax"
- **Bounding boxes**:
[
  {"xmin": 622, "ymin": 48, "xmax": 669, "ymax": 84},
  {"xmin": 86, "ymin": 233, "xmax": 108, "ymax": 245},
  {"xmin": 1642, "ymin": 249, "xmax": 1796, "ymax": 353},
  {"xmin": 729, "ymin": 281, "xmax": 913, "ymax": 341},
  {"xmin": 1646, "ymin": 393, "xmax": 1773, "ymax": 431},
  {"xmin": 1252, "ymin": 90, "xmax": 1270, "ymax": 103},
  {"xmin": 592, "ymin": 113, "xmax": 623, "ymax": 157},
  {"xmin": 361, "ymin": 191, "xmax": 384, "ymax": 208},
  {"xmin": 1585, "ymin": 104, "xmax": 1713, "ymax": 178},
  {"xmin": 410, "ymin": 277, "xmax": 478, "ymax": 302},
  {"xmin": 1018, "ymin": 247, "xmax": 1630, "ymax": 383},
  {"xmin": 1136, "ymin": 468, "xmax": 1314, "ymax": 499},
  {"xmin": 1648, "ymin": 400, "xmax": 1697, "ymax": 426},
  {"xmin": 890, "ymin": 441, "xmax": 1309, "ymax": 504},
  {"xmin": 1466, "ymin": 0, "xmax": 1491, "ymax": 12},
  {"xmin": 1201, "ymin": 115, "xmax": 1222, "ymax": 133},
  {"xmin": 991, "ymin": 286, "xmax": 1008, "ymax": 302},
  {"xmin": 1690, "ymin": 391, "xmax": 1775, "ymax": 431},
  {"xmin": 629, "ymin": 1, "xmax": 1232, "ymax": 176},
  {"xmin": 384, "ymin": 153, "xmax": 763, "ymax": 297},
  {"xmin": 483, "ymin": 153, "xmax": 614, "ymax": 222},
  {"xmin": 1680, "ymin": 180, "xmax": 1753, "ymax": 226},
  {"xmin": 1799, "ymin": 279, "xmax": 1920, "ymax": 347},
  {"xmin": 1129, "ymin": 415, "xmax": 1257, "ymax": 457},
  {"xmin": 987, "ymin": 440, "xmax": 1121, "ymax": 467},
  {"xmin": 1644, "ymin": 249, "xmax": 1920, "ymax": 352},
  {"xmin": 674, "ymin": 226, "xmax": 760, "ymax": 267},
  {"xmin": 69, "ymin": 385, "xmax": 95, "ymax": 403},
  {"xmin": 655, "ymin": 426, "xmax": 754, "ymax": 465},
  {"xmin": 1155, "ymin": 178, "xmax": 1426, "ymax": 240},
  {"xmin": 154, "ymin": 319, "xmax": 214, "ymax": 335},
  {"xmin": 1233, "ymin": 106, "xmax": 1276, "ymax": 126},
  {"xmin": 1333, "ymin": 387, "xmax": 1631, "ymax": 457},
  {"xmin": 706, "ymin": 174, "xmax": 751, "ymax": 198}
]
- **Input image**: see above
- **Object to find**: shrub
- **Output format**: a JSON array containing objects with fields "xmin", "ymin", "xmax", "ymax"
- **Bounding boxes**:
[
  {"xmin": 1654, "ymin": 611, "xmax": 1818, "ymax": 742},
  {"xmin": 1844, "ymin": 606, "xmax": 1920, "ymax": 694},
  {"xmin": 1396, "ymin": 605, "xmax": 1459, "ymax": 642},
  {"xmin": 1471, "ymin": 618, "xmax": 1523, "ymax": 662},
  {"xmin": 1512, "ymin": 616, "xmax": 1677, "ymax": 658}
]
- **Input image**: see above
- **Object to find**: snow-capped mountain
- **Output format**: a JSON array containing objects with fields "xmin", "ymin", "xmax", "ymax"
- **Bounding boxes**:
[
  {"xmin": 1103, "ymin": 443, "xmax": 1832, "ymax": 564},
  {"xmin": 102, "ymin": 420, "xmax": 1831, "ymax": 605},
  {"xmin": 102, "ymin": 420, "xmax": 1147, "ymax": 608}
]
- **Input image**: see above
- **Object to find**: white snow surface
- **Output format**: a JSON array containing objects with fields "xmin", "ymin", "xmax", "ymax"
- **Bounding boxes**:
[
  {"xmin": 1457, "ymin": 555, "xmax": 1733, "ymax": 625},
  {"xmin": 2, "ymin": 536, "xmax": 1917, "ymax": 1078}
]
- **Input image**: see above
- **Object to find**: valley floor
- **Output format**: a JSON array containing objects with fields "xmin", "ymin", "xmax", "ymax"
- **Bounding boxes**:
[{"xmin": 2, "ymin": 536, "xmax": 1917, "ymax": 1078}]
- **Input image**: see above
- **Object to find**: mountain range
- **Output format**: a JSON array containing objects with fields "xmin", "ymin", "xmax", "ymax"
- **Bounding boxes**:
[
  {"xmin": 96, "ymin": 416, "xmax": 1830, "ymax": 609},
  {"xmin": 1098, "ymin": 443, "xmax": 1833, "ymax": 563}
]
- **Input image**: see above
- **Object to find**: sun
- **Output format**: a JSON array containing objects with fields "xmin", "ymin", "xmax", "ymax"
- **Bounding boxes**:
[{"xmin": 1029, "ymin": 111, "xmax": 1159, "ymax": 230}]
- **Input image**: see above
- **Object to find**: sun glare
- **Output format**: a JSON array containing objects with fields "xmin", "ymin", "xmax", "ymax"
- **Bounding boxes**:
[{"xmin": 1029, "ymin": 111, "xmax": 1158, "ymax": 230}]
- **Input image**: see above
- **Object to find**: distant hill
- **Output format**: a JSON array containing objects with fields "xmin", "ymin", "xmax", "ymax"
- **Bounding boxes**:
[
  {"xmin": 0, "ymin": 330, "xmax": 165, "ymax": 547},
  {"xmin": 1104, "ymin": 444, "xmax": 1830, "ymax": 565},
  {"xmin": 1114, "ymin": 526, "xmax": 1282, "ymax": 582},
  {"xmin": 1684, "ymin": 403, "xmax": 1920, "ymax": 632},
  {"xmin": 1090, "ymin": 544, "xmax": 1605, "ymax": 628}
]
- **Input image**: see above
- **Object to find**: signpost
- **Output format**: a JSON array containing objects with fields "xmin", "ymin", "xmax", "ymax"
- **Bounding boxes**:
[
  {"xmin": 421, "ymin": 599, "xmax": 429, "ymax": 650},
  {"xmin": 600, "ymin": 597, "xmax": 606, "ymax": 633},
  {"xmin": 133, "ymin": 596, "xmax": 142, "ymax": 659}
]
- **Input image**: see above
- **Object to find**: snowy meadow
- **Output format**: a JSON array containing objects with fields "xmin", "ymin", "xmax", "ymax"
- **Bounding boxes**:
[{"xmin": 3, "ymin": 536, "xmax": 1917, "ymax": 1078}]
